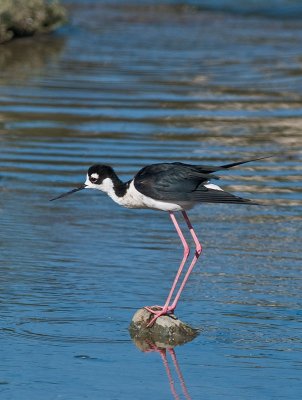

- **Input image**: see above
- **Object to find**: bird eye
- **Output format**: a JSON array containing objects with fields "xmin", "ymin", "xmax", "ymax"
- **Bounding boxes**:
[{"xmin": 89, "ymin": 172, "xmax": 100, "ymax": 184}]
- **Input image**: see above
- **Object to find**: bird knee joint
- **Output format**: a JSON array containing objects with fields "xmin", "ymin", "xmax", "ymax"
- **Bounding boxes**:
[
  {"xmin": 196, "ymin": 244, "xmax": 202, "ymax": 255},
  {"xmin": 184, "ymin": 247, "xmax": 190, "ymax": 257}
]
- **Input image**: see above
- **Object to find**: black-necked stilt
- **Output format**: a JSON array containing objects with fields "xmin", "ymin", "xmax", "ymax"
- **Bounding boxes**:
[{"xmin": 51, "ymin": 156, "xmax": 267, "ymax": 325}]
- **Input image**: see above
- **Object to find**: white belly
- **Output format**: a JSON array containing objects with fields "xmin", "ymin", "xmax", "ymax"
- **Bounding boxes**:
[
  {"xmin": 117, "ymin": 181, "xmax": 184, "ymax": 211},
  {"xmin": 89, "ymin": 178, "xmax": 194, "ymax": 211}
]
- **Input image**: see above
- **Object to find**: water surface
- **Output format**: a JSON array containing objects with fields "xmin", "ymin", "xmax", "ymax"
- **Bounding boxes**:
[{"xmin": 0, "ymin": 1, "xmax": 301, "ymax": 399}]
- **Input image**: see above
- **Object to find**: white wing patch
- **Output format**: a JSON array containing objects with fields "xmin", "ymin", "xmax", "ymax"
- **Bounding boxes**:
[{"xmin": 204, "ymin": 183, "xmax": 224, "ymax": 191}]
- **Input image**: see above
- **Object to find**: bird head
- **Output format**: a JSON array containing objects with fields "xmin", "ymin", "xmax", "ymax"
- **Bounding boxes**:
[{"xmin": 50, "ymin": 164, "xmax": 115, "ymax": 201}]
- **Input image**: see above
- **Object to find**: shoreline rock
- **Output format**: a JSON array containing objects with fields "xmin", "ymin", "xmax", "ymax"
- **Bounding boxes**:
[
  {"xmin": 129, "ymin": 308, "xmax": 199, "ymax": 348},
  {"xmin": 0, "ymin": 0, "xmax": 66, "ymax": 44}
]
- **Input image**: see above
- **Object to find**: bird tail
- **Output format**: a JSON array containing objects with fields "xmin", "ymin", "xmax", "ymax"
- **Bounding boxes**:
[
  {"xmin": 196, "ymin": 155, "xmax": 272, "ymax": 174},
  {"xmin": 218, "ymin": 155, "xmax": 272, "ymax": 170}
]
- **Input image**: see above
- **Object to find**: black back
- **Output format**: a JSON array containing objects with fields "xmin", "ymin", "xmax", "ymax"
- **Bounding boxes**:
[{"xmin": 133, "ymin": 160, "xmax": 262, "ymax": 205}]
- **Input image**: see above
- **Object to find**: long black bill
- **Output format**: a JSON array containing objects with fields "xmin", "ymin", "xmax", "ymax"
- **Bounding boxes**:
[{"xmin": 50, "ymin": 184, "xmax": 87, "ymax": 201}]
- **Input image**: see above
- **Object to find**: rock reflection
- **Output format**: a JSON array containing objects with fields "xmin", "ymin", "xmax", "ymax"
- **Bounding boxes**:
[{"xmin": 0, "ymin": 36, "xmax": 65, "ymax": 82}]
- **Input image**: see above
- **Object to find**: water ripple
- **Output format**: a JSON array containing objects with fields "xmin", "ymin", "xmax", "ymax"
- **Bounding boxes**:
[{"xmin": 0, "ymin": 2, "xmax": 302, "ymax": 399}]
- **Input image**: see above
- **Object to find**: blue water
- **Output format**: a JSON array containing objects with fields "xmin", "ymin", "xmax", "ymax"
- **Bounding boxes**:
[{"xmin": 0, "ymin": 1, "xmax": 302, "ymax": 399}]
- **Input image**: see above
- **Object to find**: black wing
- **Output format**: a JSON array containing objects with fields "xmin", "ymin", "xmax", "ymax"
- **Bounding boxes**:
[
  {"xmin": 134, "ymin": 163, "xmax": 211, "ymax": 196},
  {"xmin": 134, "ymin": 161, "xmax": 260, "ymax": 205},
  {"xmin": 189, "ymin": 187, "xmax": 258, "ymax": 205}
]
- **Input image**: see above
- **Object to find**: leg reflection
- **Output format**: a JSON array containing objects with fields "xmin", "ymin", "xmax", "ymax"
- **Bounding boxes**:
[{"xmin": 144, "ymin": 341, "xmax": 192, "ymax": 400}]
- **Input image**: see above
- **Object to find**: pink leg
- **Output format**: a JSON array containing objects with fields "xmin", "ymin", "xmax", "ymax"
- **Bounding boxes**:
[
  {"xmin": 163, "ymin": 212, "xmax": 190, "ymax": 309},
  {"xmin": 145, "ymin": 211, "xmax": 190, "ymax": 321},
  {"xmin": 146, "ymin": 211, "xmax": 202, "ymax": 326},
  {"xmin": 170, "ymin": 211, "xmax": 202, "ymax": 310}
]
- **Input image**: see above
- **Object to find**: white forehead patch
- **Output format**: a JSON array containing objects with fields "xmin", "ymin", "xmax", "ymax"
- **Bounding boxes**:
[{"xmin": 91, "ymin": 173, "xmax": 99, "ymax": 179}]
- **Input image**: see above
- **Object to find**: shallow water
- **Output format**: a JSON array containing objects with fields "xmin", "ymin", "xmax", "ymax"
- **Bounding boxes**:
[{"xmin": 0, "ymin": 1, "xmax": 302, "ymax": 399}]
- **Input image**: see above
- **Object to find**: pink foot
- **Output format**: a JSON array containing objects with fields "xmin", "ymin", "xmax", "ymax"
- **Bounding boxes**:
[
  {"xmin": 144, "ymin": 305, "xmax": 176, "ymax": 327},
  {"xmin": 144, "ymin": 305, "xmax": 175, "ymax": 314}
]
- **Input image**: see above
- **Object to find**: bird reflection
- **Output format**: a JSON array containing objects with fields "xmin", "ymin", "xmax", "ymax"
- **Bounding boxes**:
[{"xmin": 132, "ymin": 337, "xmax": 193, "ymax": 400}]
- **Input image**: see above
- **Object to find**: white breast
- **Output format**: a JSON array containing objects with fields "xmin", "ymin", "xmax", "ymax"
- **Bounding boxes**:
[
  {"xmin": 118, "ymin": 181, "xmax": 183, "ymax": 211},
  {"xmin": 86, "ymin": 177, "xmax": 189, "ymax": 211}
]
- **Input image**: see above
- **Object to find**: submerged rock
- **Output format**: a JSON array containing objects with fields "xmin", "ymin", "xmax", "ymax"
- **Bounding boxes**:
[
  {"xmin": 0, "ymin": 0, "xmax": 66, "ymax": 44},
  {"xmin": 129, "ymin": 308, "xmax": 199, "ymax": 348}
]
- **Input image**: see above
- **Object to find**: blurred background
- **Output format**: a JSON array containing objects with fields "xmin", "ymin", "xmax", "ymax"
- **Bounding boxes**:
[{"xmin": 0, "ymin": 1, "xmax": 301, "ymax": 399}]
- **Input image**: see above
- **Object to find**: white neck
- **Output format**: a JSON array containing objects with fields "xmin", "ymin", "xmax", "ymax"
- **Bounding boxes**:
[{"xmin": 85, "ymin": 176, "xmax": 121, "ymax": 204}]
